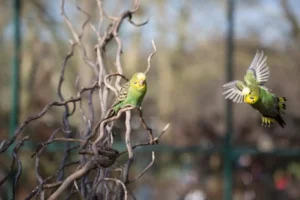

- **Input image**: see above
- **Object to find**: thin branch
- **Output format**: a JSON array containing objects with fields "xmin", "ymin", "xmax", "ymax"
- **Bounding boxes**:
[
  {"xmin": 138, "ymin": 107, "xmax": 155, "ymax": 144},
  {"xmin": 0, "ymin": 83, "xmax": 98, "ymax": 153},
  {"xmin": 104, "ymin": 73, "xmax": 129, "ymax": 97},
  {"xmin": 79, "ymin": 123, "xmax": 170, "ymax": 158},
  {"xmin": 32, "ymin": 137, "xmax": 89, "ymax": 158},
  {"xmin": 114, "ymin": 34, "xmax": 123, "ymax": 91},
  {"xmin": 128, "ymin": 14, "xmax": 148, "ymax": 27},
  {"xmin": 145, "ymin": 39, "xmax": 157, "ymax": 74},
  {"xmin": 96, "ymin": 0, "xmax": 104, "ymax": 36},
  {"xmin": 122, "ymin": 111, "xmax": 134, "ymax": 184},
  {"xmin": 48, "ymin": 160, "xmax": 96, "ymax": 200},
  {"xmin": 92, "ymin": 105, "xmax": 136, "ymax": 156},
  {"xmin": 34, "ymin": 129, "xmax": 61, "ymax": 200},
  {"xmin": 119, "ymin": 123, "xmax": 170, "ymax": 156},
  {"xmin": 0, "ymin": 136, "xmax": 29, "ymax": 187},
  {"xmin": 61, "ymin": 0, "xmax": 80, "ymax": 43},
  {"xmin": 129, "ymin": 151, "xmax": 155, "ymax": 183},
  {"xmin": 75, "ymin": 0, "xmax": 98, "ymax": 72},
  {"xmin": 12, "ymin": 137, "xmax": 29, "ymax": 199},
  {"xmin": 25, "ymin": 161, "xmax": 80, "ymax": 200},
  {"xmin": 73, "ymin": 180, "xmax": 84, "ymax": 199},
  {"xmin": 103, "ymin": 178, "xmax": 127, "ymax": 200}
]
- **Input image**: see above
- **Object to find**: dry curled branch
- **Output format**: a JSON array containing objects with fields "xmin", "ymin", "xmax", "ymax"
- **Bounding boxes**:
[
  {"xmin": 119, "ymin": 123, "xmax": 170, "ymax": 156},
  {"xmin": 104, "ymin": 73, "xmax": 129, "ymax": 96},
  {"xmin": 129, "ymin": 151, "xmax": 155, "ymax": 183},
  {"xmin": 145, "ymin": 40, "xmax": 157, "ymax": 74},
  {"xmin": 0, "ymin": 83, "xmax": 98, "ymax": 154},
  {"xmin": 103, "ymin": 178, "xmax": 128, "ymax": 200},
  {"xmin": 0, "ymin": 136, "xmax": 29, "ymax": 187},
  {"xmin": 48, "ymin": 160, "xmax": 96, "ymax": 200},
  {"xmin": 138, "ymin": 107, "xmax": 155, "ymax": 144},
  {"xmin": 122, "ymin": 111, "xmax": 134, "ymax": 184},
  {"xmin": 1, "ymin": 0, "xmax": 171, "ymax": 199},
  {"xmin": 92, "ymin": 105, "xmax": 136, "ymax": 156},
  {"xmin": 24, "ymin": 161, "xmax": 80, "ymax": 200}
]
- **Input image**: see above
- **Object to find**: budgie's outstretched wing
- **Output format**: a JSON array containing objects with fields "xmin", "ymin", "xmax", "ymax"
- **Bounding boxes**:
[
  {"xmin": 247, "ymin": 50, "xmax": 270, "ymax": 85},
  {"xmin": 259, "ymin": 85, "xmax": 271, "ymax": 92},
  {"xmin": 222, "ymin": 80, "xmax": 245, "ymax": 103},
  {"xmin": 111, "ymin": 82, "xmax": 130, "ymax": 107}
]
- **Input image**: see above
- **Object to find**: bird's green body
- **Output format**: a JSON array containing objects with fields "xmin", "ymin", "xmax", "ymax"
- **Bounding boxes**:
[
  {"xmin": 222, "ymin": 51, "xmax": 286, "ymax": 127},
  {"xmin": 251, "ymin": 87, "xmax": 276, "ymax": 115},
  {"xmin": 111, "ymin": 72, "xmax": 147, "ymax": 114}
]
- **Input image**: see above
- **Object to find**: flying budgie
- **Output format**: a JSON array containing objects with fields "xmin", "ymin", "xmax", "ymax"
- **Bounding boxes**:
[{"xmin": 222, "ymin": 51, "xmax": 286, "ymax": 128}]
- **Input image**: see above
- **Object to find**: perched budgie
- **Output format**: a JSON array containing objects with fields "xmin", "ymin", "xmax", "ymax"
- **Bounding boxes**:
[
  {"xmin": 222, "ymin": 51, "xmax": 287, "ymax": 128},
  {"xmin": 109, "ymin": 72, "xmax": 147, "ymax": 116}
]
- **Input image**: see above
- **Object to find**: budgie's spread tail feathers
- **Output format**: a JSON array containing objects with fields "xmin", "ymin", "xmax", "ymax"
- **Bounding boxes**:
[
  {"xmin": 261, "ymin": 97, "xmax": 287, "ymax": 128},
  {"xmin": 276, "ymin": 97, "xmax": 287, "ymax": 114},
  {"xmin": 274, "ymin": 114, "xmax": 286, "ymax": 128}
]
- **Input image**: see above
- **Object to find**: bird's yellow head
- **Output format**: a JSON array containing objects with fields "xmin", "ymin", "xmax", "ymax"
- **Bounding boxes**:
[
  {"xmin": 243, "ymin": 86, "xmax": 259, "ymax": 104},
  {"xmin": 130, "ymin": 72, "xmax": 147, "ymax": 90}
]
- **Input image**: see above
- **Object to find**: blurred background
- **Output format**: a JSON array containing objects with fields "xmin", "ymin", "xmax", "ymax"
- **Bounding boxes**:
[{"xmin": 1, "ymin": 0, "xmax": 300, "ymax": 199}]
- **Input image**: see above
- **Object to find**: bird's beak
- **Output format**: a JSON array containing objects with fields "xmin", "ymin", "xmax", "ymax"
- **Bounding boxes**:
[{"xmin": 139, "ymin": 79, "xmax": 145, "ymax": 86}]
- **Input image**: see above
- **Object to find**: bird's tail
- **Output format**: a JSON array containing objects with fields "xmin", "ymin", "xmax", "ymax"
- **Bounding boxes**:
[
  {"xmin": 274, "ymin": 114, "xmax": 286, "ymax": 128},
  {"xmin": 276, "ymin": 97, "xmax": 287, "ymax": 114},
  {"xmin": 275, "ymin": 97, "xmax": 287, "ymax": 128},
  {"xmin": 261, "ymin": 97, "xmax": 287, "ymax": 128}
]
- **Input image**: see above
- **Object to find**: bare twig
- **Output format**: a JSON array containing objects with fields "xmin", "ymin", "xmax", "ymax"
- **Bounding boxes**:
[
  {"xmin": 92, "ymin": 105, "xmax": 136, "ymax": 156},
  {"xmin": 104, "ymin": 73, "xmax": 129, "ymax": 97},
  {"xmin": 122, "ymin": 111, "xmax": 134, "ymax": 184},
  {"xmin": 34, "ymin": 129, "xmax": 61, "ymax": 200},
  {"xmin": 0, "ymin": 83, "xmax": 98, "ymax": 153},
  {"xmin": 79, "ymin": 121, "xmax": 170, "ymax": 158},
  {"xmin": 61, "ymin": 0, "xmax": 80, "ymax": 43},
  {"xmin": 114, "ymin": 34, "xmax": 123, "ymax": 91},
  {"xmin": 129, "ymin": 151, "xmax": 155, "ymax": 183},
  {"xmin": 145, "ymin": 39, "xmax": 157, "ymax": 74},
  {"xmin": 32, "ymin": 137, "xmax": 89, "ymax": 158},
  {"xmin": 119, "ymin": 123, "xmax": 170, "ymax": 156},
  {"xmin": 25, "ymin": 161, "xmax": 80, "ymax": 200},
  {"xmin": 12, "ymin": 137, "xmax": 29, "ymax": 199},
  {"xmin": 0, "ymin": 136, "xmax": 29, "ymax": 189},
  {"xmin": 138, "ymin": 107, "xmax": 155, "ymax": 144},
  {"xmin": 103, "ymin": 178, "xmax": 127, "ymax": 200},
  {"xmin": 48, "ymin": 160, "xmax": 96, "ymax": 200}
]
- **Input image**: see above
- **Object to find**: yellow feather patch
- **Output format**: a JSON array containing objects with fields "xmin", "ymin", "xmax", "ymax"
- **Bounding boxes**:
[
  {"xmin": 261, "ymin": 116, "xmax": 276, "ymax": 127},
  {"xmin": 277, "ymin": 97, "xmax": 287, "ymax": 113},
  {"xmin": 278, "ymin": 97, "xmax": 287, "ymax": 103}
]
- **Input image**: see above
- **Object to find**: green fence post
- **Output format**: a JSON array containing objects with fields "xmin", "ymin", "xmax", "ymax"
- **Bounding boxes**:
[
  {"xmin": 224, "ymin": 0, "xmax": 235, "ymax": 199},
  {"xmin": 10, "ymin": 0, "xmax": 21, "ymax": 139},
  {"xmin": 7, "ymin": 0, "xmax": 21, "ymax": 199}
]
